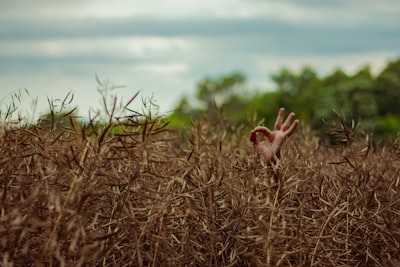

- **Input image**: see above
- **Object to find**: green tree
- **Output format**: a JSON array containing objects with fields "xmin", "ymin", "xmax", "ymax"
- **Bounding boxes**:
[
  {"xmin": 374, "ymin": 59, "xmax": 400, "ymax": 116},
  {"xmin": 196, "ymin": 72, "xmax": 246, "ymax": 109},
  {"xmin": 168, "ymin": 72, "xmax": 247, "ymax": 128},
  {"xmin": 272, "ymin": 66, "xmax": 318, "ymax": 95},
  {"xmin": 372, "ymin": 59, "xmax": 400, "ymax": 140},
  {"xmin": 168, "ymin": 58, "xmax": 400, "ymax": 142},
  {"xmin": 271, "ymin": 66, "xmax": 321, "ymax": 127}
]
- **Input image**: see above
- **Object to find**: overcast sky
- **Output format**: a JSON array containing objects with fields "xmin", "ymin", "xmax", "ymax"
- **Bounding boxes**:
[{"xmin": 1, "ymin": 0, "xmax": 399, "ymax": 118}]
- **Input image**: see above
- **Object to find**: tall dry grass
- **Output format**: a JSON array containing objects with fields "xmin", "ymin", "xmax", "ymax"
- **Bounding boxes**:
[{"xmin": 1, "ymin": 107, "xmax": 400, "ymax": 266}]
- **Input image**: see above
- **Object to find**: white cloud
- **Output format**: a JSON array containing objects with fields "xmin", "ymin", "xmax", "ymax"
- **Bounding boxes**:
[
  {"xmin": 0, "ymin": 0, "xmax": 399, "ymax": 118},
  {"xmin": 0, "ymin": 36, "xmax": 194, "ymax": 57},
  {"xmin": 130, "ymin": 62, "xmax": 189, "ymax": 75},
  {"xmin": 1, "ymin": 0, "xmax": 399, "ymax": 26},
  {"xmin": 0, "ymin": 0, "xmax": 230, "ymax": 20}
]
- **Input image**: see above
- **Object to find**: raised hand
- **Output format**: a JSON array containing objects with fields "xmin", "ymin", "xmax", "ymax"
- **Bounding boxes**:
[{"xmin": 249, "ymin": 108, "xmax": 299, "ymax": 164}]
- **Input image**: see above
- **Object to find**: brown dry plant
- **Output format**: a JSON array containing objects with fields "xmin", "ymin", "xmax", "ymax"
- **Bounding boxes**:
[{"xmin": 0, "ymin": 104, "xmax": 400, "ymax": 266}]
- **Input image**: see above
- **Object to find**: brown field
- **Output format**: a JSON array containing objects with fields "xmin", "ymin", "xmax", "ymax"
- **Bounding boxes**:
[{"xmin": 1, "ymin": 112, "xmax": 400, "ymax": 266}]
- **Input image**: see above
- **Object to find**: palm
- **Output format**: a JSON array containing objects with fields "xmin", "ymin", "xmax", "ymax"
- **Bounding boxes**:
[{"xmin": 250, "ymin": 108, "xmax": 299, "ymax": 164}]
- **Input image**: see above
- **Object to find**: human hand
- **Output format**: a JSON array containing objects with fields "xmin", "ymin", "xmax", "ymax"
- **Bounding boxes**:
[{"xmin": 249, "ymin": 108, "xmax": 299, "ymax": 164}]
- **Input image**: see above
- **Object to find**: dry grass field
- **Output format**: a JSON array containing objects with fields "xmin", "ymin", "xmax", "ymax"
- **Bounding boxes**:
[{"xmin": 1, "ymin": 108, "xmax": 400, "ymax": 266}]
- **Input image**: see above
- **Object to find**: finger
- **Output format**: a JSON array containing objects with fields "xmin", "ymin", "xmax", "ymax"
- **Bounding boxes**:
[
  {"xmin": 254, "ymin": 126, "xmax": 272, "ymax": 137},
  {"xmin": 274, "ymin": 107, "xmax": 285, "ymax": 130},
  {"xmin": 285, "ymin": 119, "xmax": 299, "ymax": 137},
  {"xmin": 249, "ymin": 129, "xmax": 259, "ymax": 144},
  {"xmin": 250, "ymin": 126, "xmax": 272, "ymax": 144},
  {"xmin": 282, "ymin": 112, "xmax": 295, "ymax": 131}
]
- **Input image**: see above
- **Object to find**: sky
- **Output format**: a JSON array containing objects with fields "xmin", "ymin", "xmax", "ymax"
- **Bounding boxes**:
[{"xmin": 1, "ymin": 0, "xmax": 400, "ymax": 119}]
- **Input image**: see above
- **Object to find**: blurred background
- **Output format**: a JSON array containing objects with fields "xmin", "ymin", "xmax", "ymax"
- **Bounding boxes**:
[{"xmin": 1, "ymin": 0, "xmax": 400, "ymax": 139}]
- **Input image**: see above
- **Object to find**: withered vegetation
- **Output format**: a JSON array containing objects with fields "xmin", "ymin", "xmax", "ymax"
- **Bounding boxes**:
[{"xmin": 1, "ymin": 102, "xmax": 400, "ymax": 266}]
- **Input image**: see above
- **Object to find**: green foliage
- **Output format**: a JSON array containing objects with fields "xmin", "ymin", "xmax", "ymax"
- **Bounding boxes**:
[
  {"xmin": 168, "ymin": 72, "xmax": 248, "ymax": 128},
  {"xmin": 196, "ymin": 71, "xmax": 245, "ymax": 108},
  {"xmin": 376, "ymin": 114, "xmax": 400, "ymax": 141},
  {"xmin": 168, "ymin": 58, "xmax": 400, "ymax": 142}
]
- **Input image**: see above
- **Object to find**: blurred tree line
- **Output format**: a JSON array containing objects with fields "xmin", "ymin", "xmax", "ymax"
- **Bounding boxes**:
[{"xmin": 168, "ymin": 58, "xmax": 400, "ymax": 142}]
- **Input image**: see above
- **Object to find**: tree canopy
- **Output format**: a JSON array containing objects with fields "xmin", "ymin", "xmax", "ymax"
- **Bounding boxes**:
[{"xmin": 168, "ymin": 58, "xmax": 400, "ymax": 142}]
